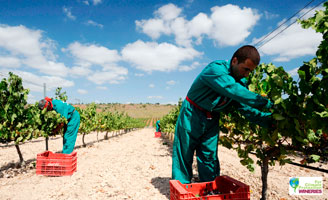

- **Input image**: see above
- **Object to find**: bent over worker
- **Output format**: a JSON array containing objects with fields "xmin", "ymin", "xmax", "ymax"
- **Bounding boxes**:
[
  {"xmin": 156, "ymin": 120, "xmax": 161, "ymax": 132},
  {"xmin": 172, "ymin": 45, "xmax": 274, "ymax": 184},
  {"xmin": 39, "ymin": 97, "xmax": 80, "ymax": 154}
]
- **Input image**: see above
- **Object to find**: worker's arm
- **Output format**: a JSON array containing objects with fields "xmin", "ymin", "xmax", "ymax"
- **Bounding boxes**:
[
  {"xmin": 200, "ymin": 63, "xmax": 272, "ymax": 110},
  {"xmin": 236, "ymin": 102, "xmax": 272, "ymax": 128},
  {"xmin": 53, "ymin": 123, "xmax": 64, "ymax": 134}
]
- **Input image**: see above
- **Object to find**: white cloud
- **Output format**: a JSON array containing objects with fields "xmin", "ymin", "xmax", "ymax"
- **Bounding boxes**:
[
  {"xmin": 87, "ymin": 69, "xmax": 128, "ymax": 84},
  {"xmin": 135, "ymin": 4, "xmax": 181, "ymax": 40},
  {"xmin": 2, "ymin": 69, "xmax": 74, "ymax": 92},
  {"xmin": 166, "ymin": 80, "xmax": 176, "ymax": 85},
  {"xmin": 209, "ymin": 4, "xmax": 260, "ymax": 46},
  {"xmin": 85, "ymin": 20, "xmax": 104, "ymax": 28},
  {"xmin": 0, "ymin": 24, "xmax": 70, "ymax": 76},
  {"xmin": 77, "ymin": 89, "xmax": 88, "ymax": 94},
  {"xmin": 34, "ymin": 74, "xmax": 74, "ymax": 90},
  {"xmin": 254, "ymin": 6, "xmax": 323, "ymax": 62},
  {"xmin": 147, "ymin": 96, "xmax": 163, "ymax": 99},
  {"xmin": 165, "ymin": 80, "xmax": 176, "ymax": 89},
  {"xmin": 83, "ymin": 0, "xmax": 102, "ymax": 6},
  {"xmin": 66, "ymin": 42, "xmax": 121, "ymax": 65},
  {"xmin": 188, "ymin": 13, "xmax": 212, "ymax": 45},
  {"xmin": 136, "ymin": 3, "xmax": 259, "ymax": 47},
  {"xmin": 0, "ymin": 56, "xmax": 21, "ymax": 68},
  {"xmin": 178, "ymin": 61, "xmax": 201, "ymax": 72},
  {"xmin": 264, "ymin": 11, "xmax": 279, "ymax": 20},
  {"xmin": 65, "ymin": 42, "xmax": 128, "ymax": 84},
  {"xmin": 0, "ymin": 25, "xmax": 43, "ymax": 56},
  {"xmin": 70, "ymin": 66, "xmax": 93, "ymax": 77},
  {"xmin": 156, "ymin": 3, "xmax": 182, "ymax": 21},
  {"xmin": 63, "ymin": 7, "xmax": 76, "ymax": 20},
  {"xmin": 39, "ymin": 61, "xmax": 69, "ymax": 77},
  {"xmin": 96, "ymin": 86, "xmax": 108, "ymax": 90},
  {"xmin": 122, "ymin": 40, "xmax": 202, "ymax": 72},
  {"xmin": 135, "ymin": 4, "xmax": 186, "ymax": 45},
  {"xmin": 92, "ymin": 0, "xmax": 102, "ymax": 5},
  {"xmin": 134, "ymin": 73, "xmax": 144, "ymax": 77},
  {"xmin": 136, "ymin": 19, "xmax": 167, "ymax": 39},
  {"xmin": 149, "ymin": 83, "xmax": 155, "ymax": 88},
  {"xmin": 170, "ymin": 17, "xmax": 192, "ymax": 47}
]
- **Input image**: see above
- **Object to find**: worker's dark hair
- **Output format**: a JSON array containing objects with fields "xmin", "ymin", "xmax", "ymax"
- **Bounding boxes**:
[
  {"xmin": 38, "ymin": 99, "xmax": 47, "ymax": 110},
  {"xmin": 231, "ymin": 45, "xmax": 260, "ymax": 65},
  {"xmin": 38, "ymin": 97, "xmax": 53, "ymax": 111}
]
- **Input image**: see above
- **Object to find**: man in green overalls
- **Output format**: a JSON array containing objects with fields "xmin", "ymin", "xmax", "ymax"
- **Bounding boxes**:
[
  {"xmin": 172, "ymin": 45, "xmax": 274, "ymax": 184},
  {"xmin": 39, "ymin": 97, "xmax": 80, "ymax": 154}
]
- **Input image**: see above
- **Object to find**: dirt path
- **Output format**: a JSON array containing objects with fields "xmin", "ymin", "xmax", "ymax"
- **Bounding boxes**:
[
  {"xmin": 0, "ymin": 128, "xmax": 171, "ymax": 200},
  {"xmin": 0, "ymin": 128, "xmax": 327, "ymax": 200}
]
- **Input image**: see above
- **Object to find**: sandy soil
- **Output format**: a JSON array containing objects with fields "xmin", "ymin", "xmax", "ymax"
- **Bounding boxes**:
[{"xmin": 0, "ymin": 128, "xmax": 327, "ymax": 200}]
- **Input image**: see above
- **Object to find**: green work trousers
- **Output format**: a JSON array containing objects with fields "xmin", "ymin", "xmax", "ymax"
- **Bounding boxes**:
[
  {"xmin": 172, "ymin": 100, "xmax": 220, "ymax": 184},
  {"xmin": 62, "ymin": 111, "xmax": 80, "ymax": 154}
]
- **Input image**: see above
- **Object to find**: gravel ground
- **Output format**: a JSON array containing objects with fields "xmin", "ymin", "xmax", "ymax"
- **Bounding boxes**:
[{"xmin": 0, "ymin": 128, "xmax": 327, "ymax": 200}]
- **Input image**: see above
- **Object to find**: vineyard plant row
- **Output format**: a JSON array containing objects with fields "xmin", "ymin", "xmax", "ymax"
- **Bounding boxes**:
[{"xmin": 0, "ymin": 72, "xmax": 146, "ymax": 163}]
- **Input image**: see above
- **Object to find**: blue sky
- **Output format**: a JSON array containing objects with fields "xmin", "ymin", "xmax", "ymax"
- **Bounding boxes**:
[{"xmin": 0, "ymin": 0, "xmax": 324, "ymax": 104}]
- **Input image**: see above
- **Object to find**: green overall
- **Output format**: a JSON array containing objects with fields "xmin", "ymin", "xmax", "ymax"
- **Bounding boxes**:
[
  {"xmin": 172, "ymin": 60, "xmax": 273, "ymax": 184},
  {"xmin": 156, "ymin": 120, "xmax": 161, "ymax": 132},
  {"xmin": 52, "ymin": 99, "xmax": 80, "ymax": 154}
]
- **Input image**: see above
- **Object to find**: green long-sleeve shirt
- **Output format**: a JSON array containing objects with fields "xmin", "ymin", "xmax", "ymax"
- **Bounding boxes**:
[
  {"xmin": 186, "ymin": 60, "xmax": 272, "ymax": 127},
  {"xmin": 52, "ymin": 99, "xmax": 76, "ymax": 121}
]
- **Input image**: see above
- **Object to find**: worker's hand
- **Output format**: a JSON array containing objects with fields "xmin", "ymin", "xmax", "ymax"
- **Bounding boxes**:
[{"xmin": 52, "ymin": 123, "xmax": 64, "ymax": 134}]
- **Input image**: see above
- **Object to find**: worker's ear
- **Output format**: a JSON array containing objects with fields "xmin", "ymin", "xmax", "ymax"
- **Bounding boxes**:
[{"xmin": 231, "ymin": 57, "xmax": 238, "ymax": 65}]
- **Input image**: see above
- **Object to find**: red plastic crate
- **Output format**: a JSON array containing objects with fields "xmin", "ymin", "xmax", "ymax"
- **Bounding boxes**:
[
  {"xmin": 155, "ymin": 132, "xmax": 161, "ymax": 137},
  {"xmin": 36, "ymin": 151, "xmax": 77, "ymax": 176},
  {"xmin": 170, "ymin": 175, "xmax": 250, "ymax": 200}
]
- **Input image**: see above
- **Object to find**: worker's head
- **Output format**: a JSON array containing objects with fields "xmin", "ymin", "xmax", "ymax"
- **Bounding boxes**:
[
  {"xmin": 38, "ymin": 97, "xmax": 53, "ymax": 111},
  {"xmin": 230, "ymin": 45, "xmax": 260, "ymax": 80}
]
